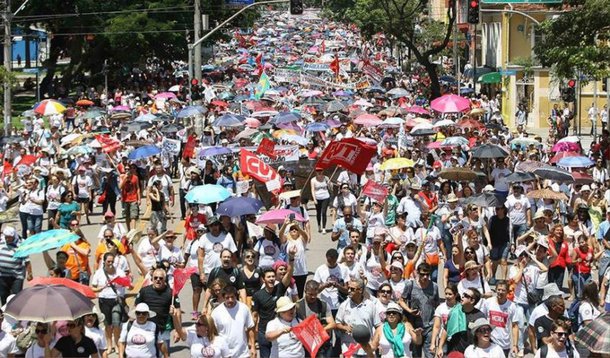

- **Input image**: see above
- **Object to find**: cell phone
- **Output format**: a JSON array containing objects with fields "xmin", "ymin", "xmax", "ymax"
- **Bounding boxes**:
[{"xmin": 289, "ymin": 213, "xmax": 295, "ymax": 220}]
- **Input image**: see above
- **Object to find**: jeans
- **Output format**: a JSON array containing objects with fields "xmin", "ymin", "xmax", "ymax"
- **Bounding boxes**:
[
  {"xmin": 179, "ymin": 189, "xmax": 187, "ymax": 220},
  {"xmin": 314, "ymin": 198, "xmax": 330, "ymax": 230},
  {"xmin": 511, "ymin": 223, "xmax": 528, "ymax": 245},
  {"xmin": 548, "ymin": 266, "xmax": 566, "ymax": 291},
  {"xmin": 571, "ymin": 272, "xmax": 591, "ymax": 297},
  {"xmin": 258, "ymin": 330, "xmax": 272, "ymax": 358},
  {"xmin": 413, "ymin": 326, "xmax": 433, "ymax": 358},
  {"xmin": 19, "ymin": 211, "xmax": 28, "ymax": 238},
  {"xmin": 0, "ymin": 276, "xmax": 24, "ymax": 305},
  {"xmin": 515, "ymin": 302, "xmax": 532, "ymax": 351},
  {"xmin": 599, "ymin": 252, "xmax": 610, "ymax": 283},
  {"xmin": 27, "ymin": 214, "xmax": 43, "ymax": 235}
]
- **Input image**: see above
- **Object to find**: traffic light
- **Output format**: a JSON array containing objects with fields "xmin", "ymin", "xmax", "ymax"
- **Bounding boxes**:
[
  {"xmin": 468, "ymin": 0, "xmax": 480, "ymax": 24},
  {"xmin": 290, "ymin": 0, "xmax": 303, "ymax": 15},
  {"xmin": 562, "ymin": 80, "xmax": 576, "ymax": 102}
]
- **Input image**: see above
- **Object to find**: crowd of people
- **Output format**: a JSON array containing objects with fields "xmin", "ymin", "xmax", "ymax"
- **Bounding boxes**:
[{"xmin": 0, "ymin": 8, "xmax": 609, "ymax": 358}]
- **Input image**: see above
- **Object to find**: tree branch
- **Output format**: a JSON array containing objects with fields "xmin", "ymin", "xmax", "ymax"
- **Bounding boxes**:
[{"xmin": 424, "ymin": 2, "xmax": 455, "ymax": 57}]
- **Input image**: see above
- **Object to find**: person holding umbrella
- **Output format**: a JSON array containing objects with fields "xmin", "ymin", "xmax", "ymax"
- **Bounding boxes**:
[{"xmin": 46, "ymin": 317, "xmax": 99, "ymax": 357}]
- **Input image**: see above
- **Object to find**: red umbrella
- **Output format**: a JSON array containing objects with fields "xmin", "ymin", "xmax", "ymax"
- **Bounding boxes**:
[
  {"xmin": 571, "ymin": 171, "xmax": 594, "ymax": 184},
  {"xmin": 354, "ymin": 114, "xmax": 382, "ymax": 127},
  {"xmin": 29, "ymin": 277, "xmax": 96, "ymax": 299},
  {"xmin": 457, "ymin": 118, "xmax": 485, "ymax": 130},
  {"xmin": 16, "ymin": 154, "xmax": 37, "ymax": 167},
  {"xmin": 76, "ymin": 99, "xmax": 94, "ymax": 107},
  {"xmin": 406, "ymin": 105, "xmax": 430, "ymax": 116},
  {"xmin": 211, "ymin": 100, "xmax": 229, "ymax": 107},
  {"xmin": 550, "ymin": 151, "xmax": 580, "ymax": 164}
]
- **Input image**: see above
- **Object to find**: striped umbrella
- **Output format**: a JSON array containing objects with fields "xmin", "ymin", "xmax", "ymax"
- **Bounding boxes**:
[
  {"xmin": 14, "ymin": 229, "xmax": 80, "ymax": 258},
  {"xmin": 34, "ymin": 99, "xmax": 66, "ymax": 116}
]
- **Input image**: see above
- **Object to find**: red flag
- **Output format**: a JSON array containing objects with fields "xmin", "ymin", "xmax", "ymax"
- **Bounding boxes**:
[
  {"xmin": 255, "ymin": 52, "xmax": 263, "ymax": 70},
  {"xmin": 329, "ymin": 57, "xmax": 340, "ymax": 75},
  {"xmin": 316, "ymin": 138, "xmax": 377, "ymax": 175},
  {"xmin": 109, "ymin": 276, "xmax": 131, "ymax": 288},
  {"xmin": 2, "ymin": 161, "xmax": 13, "ymax": 177},
  {"xmin": 344, "ymin": 343, "xmax": 362, "ymax": 358},
  {"xmin": 182, "ymin": 135, "xmax": 197, "ymax": 159},
  {"xmin": 362, "ymin": 180, "xmax": 388, "ymax": 203},
  {"xmin": 173, "ymin": 267, "xmax": 198, "ymax": 295},
  {"xmin": 15, "ymin": 154, "xmax": 37, "ymax": 167},
  {"xmin": 256, "ymin": 138, "xmax": 276, "ymax": 159},
  {"xmin": 240, "ymin": 149, "xmax": 281, "ymax": 183},
  {"xmin": 291, "ymin": 315, "xmax": 330, "ymax": 358},
  {"xmin": 96, "ymin": 135, "xmax": 121, "ymax": 153},
  {"xmin": 320, "ymin": 40, "xmax": 326, "ymax": 54}
]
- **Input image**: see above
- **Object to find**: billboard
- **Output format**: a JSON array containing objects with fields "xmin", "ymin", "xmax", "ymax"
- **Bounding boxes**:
[{"xmin": 225, "ymin": 0, "xmax": 254, "ymax": 6}]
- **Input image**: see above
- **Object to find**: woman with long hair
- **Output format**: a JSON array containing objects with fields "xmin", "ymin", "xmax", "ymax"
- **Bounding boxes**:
[
  {"xmin": 54, "ymin": 191, "xmax": 80, "ymax": 229},
  {"xmin": 83, "ymin": 309, "xmax": 108, "ymax": 356},
  {"xmin": 173, "ymin": 313, "xmax": 230, "ymax": 358},
  {"xmin": 371, "ymin": 302, "xmax": 422, "ymax": 358},
  {"xmin": 547, "ymin": 224, "xmax": 571, "ymax": 290},
  {"xmin": 430, "ymin": 283, "xmax": 459, "ymax": 357},
  {"xmin": 310, "ymin": 167, "xmax": 331, "ymax": 233},
  {"xmin": 46, "ymin": 174, "xmax": 65, "ymax": 230},
  {"xmin": 578, "ymin": 281, "xmax": 601, "ymax": 325},
  {"xmin": 239, "ymin": 249, "xmax": 261, "ymax": 307}
]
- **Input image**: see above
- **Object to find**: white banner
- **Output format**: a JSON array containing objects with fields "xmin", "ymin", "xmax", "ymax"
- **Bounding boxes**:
[{"xmin": 162, "ymin": 138, "xmax": 181, "ymax": 155}]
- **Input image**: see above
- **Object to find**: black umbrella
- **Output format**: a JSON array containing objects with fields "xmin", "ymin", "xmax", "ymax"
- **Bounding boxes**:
[
  {"xmin": 0, "ymin": 136, "xmax": 23, "ymax": 146},
  {"xmin": 160, "ymin": 124, "xmax": 184, "ymax": 134},
  {"xmin": 123, "ymin": 122, "xmax": 153, "ymax": 132},
  {"xmin": 533, "ymin": 167, "xmax": 574, "ymax": 183},
  {"xmin": 471, "ymin": 144, "xmax": 509, "ymax": 158},
  {"xmin": 504, "ymin": 171, "xmax": 536, "ymax": 183},
  {"xmin": 465, "ymin": 193, "xmax": 506, "ymax": 208}
]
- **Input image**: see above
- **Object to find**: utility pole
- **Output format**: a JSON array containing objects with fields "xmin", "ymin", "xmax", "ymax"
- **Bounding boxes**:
[
  {"xmin": 452, "ymin": 0, "xmax": 459, "ymax": 95},
  {"xmin": 3, "ymin": 0, "xmax": 12, "ymax": 135},
  {"xmin": 194, "ymin": 0, "xmax": 202, "ymax": 84}
]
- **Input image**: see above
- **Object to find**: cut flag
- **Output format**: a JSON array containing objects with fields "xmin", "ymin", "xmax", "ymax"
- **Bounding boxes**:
[
  {"xmin": 173, "ymin": 267, "xmax": 198, "ymax": 295},
  {"xmin": 96, "ymin": 135, "xmax": 122, "ymax": 153},
  {"xmin": 291, "ymin": 315, "xmax": 330, "ymax": 358},
  {"xmin": 316, "ymin": 138, "xmax": 377, "ymax": 175},
  {"xmin": 330, "ymin": 57, "xmax": 340, "ymax": 77}
]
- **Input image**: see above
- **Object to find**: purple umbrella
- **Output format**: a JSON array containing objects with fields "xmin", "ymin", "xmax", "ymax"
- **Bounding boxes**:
[
  {"xmin": 201, "ymin": 146, "xmax": 232, "ymax": 157},
  {"xmin": 216, "ymin": 197, "xmax": 263, "ymax": 217},
  {"xmin": 155, "ymin": 92, "xmax": 177, "ymax": 99}
]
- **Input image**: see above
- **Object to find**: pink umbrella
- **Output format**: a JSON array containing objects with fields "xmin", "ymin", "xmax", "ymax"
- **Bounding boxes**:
[
  {"xmin": 155, "ymin": 92, "xmax": 177, "ymax": 99},
  {"xmin": 277, "ymin": 122, "xmax": 303, "ymax": 132},
  {"xmin": 354, "ymin": 114, "xmax": 382, "ymax": 127},
  {"xmin": 256, "ymin": 209, "xmax": 305, "ymax": 225},
  {"xmin": 353, "ymin": 99, "xmax": 374, "ymax": 107},
  {"xmin": 244, "ymin": 118, "xmax": 261, "ymax": 129},
  {"xmin": 551, "ymin": 142, "xmax": 580, "ymax": 152},
  {"xmin": 430, "ymin": 94, "xmax": 471, "ymax": 113},
  {"xmin": 406, "ymin": 105, "xmax": 430, "ymax": 116},
  {"xmin": 110, "ymin": 105, "xmax": 130, "ymax": 112}
]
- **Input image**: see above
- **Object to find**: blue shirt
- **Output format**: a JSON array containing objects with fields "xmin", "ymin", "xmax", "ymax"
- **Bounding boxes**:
[
  {"xmin": 597, "ymin": 220, "xmax": 610, "ymax": 253},
  {"xmin": 332, "ymin": 218, "xmax": 363, "ymax": 250}
]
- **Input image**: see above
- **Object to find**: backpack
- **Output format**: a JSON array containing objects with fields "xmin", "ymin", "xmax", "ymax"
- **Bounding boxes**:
[{"xmin": 567, "ymin": 300, "xmax": 581, "ymax": 333}]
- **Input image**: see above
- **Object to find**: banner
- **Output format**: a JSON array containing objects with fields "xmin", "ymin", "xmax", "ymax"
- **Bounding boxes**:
[
  {"xmin": 240, "ymin": 149, "xmax": 281, "ymax": 183},
  {"xmin": 362, "ymin": 180, "xmax": 388, "ymax": 203},
  {"xmin": 182, "ymin": 135, "xmax": 197, "ymax": 159},
  {"xmin": 162, "ymin": 138, "xmax": 181, "ymax": 155},
  {"xmin": 257, "ymin": 138, "xmax": 276, "ymax": 159},
  {"xmin": 172, "ymin": 267, "xmax": 198, "ymax": 296},
  {"xmin": 291, "ymin": 315, "xmax": 330, "ymax": 358},
  {"xmin": 233, "ymin": 145, "xmax": 299, "ymax": 163},
  {"xmin": 316, "ymin": 138, "xmax": 377, "ymax": 175},
  {"xmin": 96, "ymin": 135, "xmax": 122, "ymax": 153}
]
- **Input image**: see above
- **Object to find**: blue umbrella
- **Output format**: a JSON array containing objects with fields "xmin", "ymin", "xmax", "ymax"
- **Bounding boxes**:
[
  {"xmin": 213, "ymin": 113, "xmax": 245, "ymax": 127},
  {"xmin": 440, "ymin": 75, "xmax": 457, "ymax": 84},
  {"xmin": 128, "ymin": 145, "xmax": 161, "ymax": 160},
  {"xmin": 177, "ymin": 105, "xmax": 207, "ymax": 118},
  {"xmin": 271, "ymin": 111, "xmax": 301, "ymax": 124},
  {"xmin": 14, "ymin": 229, "xmax": 80, "ymax": 258},
  {"xmin": 306, "ymin": 122, "xmax": 329, "ymax": 132},
  {"xmin": 185, "ymin": 184, "xmax": 232, "ymax": 204},
  {"xmin": 557, "ymin": 156, "xmax": 595, "ymax": 168},
  {"xmin": 216, "ymin": 197, "xmax": 263, "ymax": 217},
  {"xmin": 201, "ymin": 146, "xmax": 232, "ymax": 157},
  {"xmin": 134, "ymin": 113, "xmax": 159, "ymax": 122}
]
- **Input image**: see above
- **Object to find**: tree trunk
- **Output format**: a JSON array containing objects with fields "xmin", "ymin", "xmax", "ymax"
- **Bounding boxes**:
[{"xmin": 424, "ymin": 59, "xmax": 442, "ymax": 99}]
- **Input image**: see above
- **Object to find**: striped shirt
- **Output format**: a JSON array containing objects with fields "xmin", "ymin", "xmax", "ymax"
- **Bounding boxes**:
[{"xmin": 0, "ymin": 237, "xmax": 29, "ymax": 279}]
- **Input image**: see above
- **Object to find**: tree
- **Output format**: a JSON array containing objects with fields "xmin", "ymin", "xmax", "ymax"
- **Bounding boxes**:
[
  {"xmin": 328, "ymin": 0, "xmax": 455, "ymax": 99},
  {"xmin": 534, "ymin": 0, "xmax": 610, "ymax": 81}
]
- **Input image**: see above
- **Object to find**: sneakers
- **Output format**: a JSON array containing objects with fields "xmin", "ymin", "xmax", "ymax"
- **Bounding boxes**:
[{"xmin": 321, "ymin": 229, "xmax": 326, "ymax": 234}]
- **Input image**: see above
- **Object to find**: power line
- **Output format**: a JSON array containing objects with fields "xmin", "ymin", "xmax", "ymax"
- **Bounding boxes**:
[{"xmin": 13, "ymin": 6, "xmax": 194, "ymax": 21}]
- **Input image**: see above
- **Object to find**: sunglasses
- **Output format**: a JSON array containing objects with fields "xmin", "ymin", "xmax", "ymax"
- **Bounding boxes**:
[
  {"xmin": 135, "ymin": 311, "xmax": 148, "ymax": 316},
  {"xmin": 245, "ymin": 255, "xmax": 255, "ymax": 259},
  {"xmin": 418, "ymin": 272, "xmax": 431, "ymax": 277},
  {"xmin": 152, "ymin": 276, "xmax": 165, "ymax": 281},
  {"xmin": 553, "ymin": 331, "xmax": 567, "ymax": 337},
  {"xmin": 463, "ymin": 293, "xmax": 473, "ymax": 299},
  {"xmin": 35, "ymin": 329, "xmax": 48, "ymax": 334},
  {"xmin": 379, "ymin": 290, "xmax": 392, "ymax": 295},
  {"xmin": 195, "ymin": 322, "xmax": 206, "ymax": 327},
  {"xmin": 290, "ymin": 228, "xmax": 298, "ymax": 232},
  {"xmin": 347, "ymin": 287, "xmax": 359, "ymax": 292},
  {"xmin": 386, "ymin": 311, "xmax": 400, "ymax": 316},
  {"xmin": 477, "ymin": 327, "xmax": 492, "ymax": 334}
]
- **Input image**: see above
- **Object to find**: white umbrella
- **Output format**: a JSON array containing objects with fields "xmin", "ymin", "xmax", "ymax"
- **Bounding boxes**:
[
  {"xmin": 433, "ymin": 119, "xmax": 456, "ymax": 128},
  {"xmin": 556, "ymin": 135, "xmax": 580, "ymax": 144},
  {"xmin": 168, "ymin": 85, "xmax": 181, "ymax": 92}
]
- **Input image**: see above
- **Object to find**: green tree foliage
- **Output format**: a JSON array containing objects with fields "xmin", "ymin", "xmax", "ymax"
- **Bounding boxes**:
[
  {"xmin": 534, "ymin": 0, "xmax": 610, "ymax": 81},
  {"xmin": 327, "ymin": 0, "xmax": 455, "ymax": 98}
]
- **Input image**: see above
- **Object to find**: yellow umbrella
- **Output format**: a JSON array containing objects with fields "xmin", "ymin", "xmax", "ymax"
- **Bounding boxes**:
[
  {"xmin": 469, "ymin": 108, "xmax": 486, "ymax": 116},
  {"xmin": 380, "ymin": 158, "xmax": 414, "ymax": 171},
  {"xmin": 271, "ymin": 129, "xmax": 297, "ymax": 138}
]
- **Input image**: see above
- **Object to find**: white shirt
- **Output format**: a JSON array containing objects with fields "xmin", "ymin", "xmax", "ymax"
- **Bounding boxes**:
[
  {"xmin": 200, "ymin": 232, "xmax": 237, "ymax": 274},
  {"xmin": 91, "ymin": 268, "xmax": 127, "ymax": 299},
  {"xmin": 85, "ymin": 326, "xmax": 108, "ymax": 353},
  {"xmin": 313, "ymin": 264, "xmax": 348, "ymax": 310},
  {"xmin": 463, "ymin": 344, "xmax": 506, "ymax": 357},
  {"xmin": 119, "ymin": 321, "xmax": 159, "ymax": 358},
  {"xmin": 535, "ymin": 345, "xmax": 581, "ymax": 358},
  {"xmin": 186, "ymin": 330, "xmax": 230, "ymax": 358},
  {"xmin": 265, "ymin": 317, "xmax": 305, "ymax": 358},
  {"xmin": 491, "ymin": 168, "xmax": 511, "ymax": 192},
  {"xmin": 480, "ymin": 297, "xmax": 518, "ymax": 349},
  {"xmin": 578, "ymin": 301, "xmax": 600, "ymax": 322},
  {"xmin": 137, "ymin": 238, "xmax": 166, "ymax": 271},
  {"xmin": 505, "ymin": 194, "xmax": 531, "ymax": 225},
  {"xmin": 212, "ymin": 303, "xmax": 254, "ymax": 358},
  {"xmin": 0, "ymin": 331, "xmax": 17, "ymax": 357},
  {"xmin": 378, "ymin": 325, "xmax": 413, "ymax": 357}
]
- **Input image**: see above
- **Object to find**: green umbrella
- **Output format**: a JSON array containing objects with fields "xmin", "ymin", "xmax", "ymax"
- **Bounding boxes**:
[
  {"xmin": 250, "ymin": 131, "xmax": 273, "ymax": 144},
  {"xmin": 478, "ymin": 72, "xmax": 502, "ymax": 84}
]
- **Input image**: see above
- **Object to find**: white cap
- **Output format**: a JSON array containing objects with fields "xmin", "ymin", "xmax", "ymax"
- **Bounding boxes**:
[{"xmin": 2, "ymin": 227, "xmax": 16, "ymax": 237}]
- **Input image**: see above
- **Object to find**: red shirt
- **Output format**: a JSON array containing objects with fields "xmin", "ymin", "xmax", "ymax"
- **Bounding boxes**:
[
  {"xmin": 120, "ymin": 175, "xmax": 139, "ymax": 203},
  {"xmin": 574, "ymin": 246, "xmax": 593, "ymax": 274},
  {"xmin": 549, "ymin": 238, "xmax": 571, "ymax": 268}
]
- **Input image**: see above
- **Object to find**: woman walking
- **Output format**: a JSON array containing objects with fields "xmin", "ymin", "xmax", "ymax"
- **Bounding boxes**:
[{"xmin": 310, "ymin": 167, "xmax": 331, "ymax": 233}]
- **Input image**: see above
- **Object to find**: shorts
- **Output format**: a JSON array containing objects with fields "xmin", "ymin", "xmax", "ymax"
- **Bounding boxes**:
[
  {"xmin": 490, "ymin": 244, "xmax": 509, "ymax": 261},
  {"xmin": 99, "ymin": 297, "xmax": 120, "ymax": 326},
  {"xmin": 190, "ymin": 272, "xmax": 206, "ymax": 290},
  {"xmin": 76, "ymin": 197, "xmax": 90, "ymax": 204},
  {"xmin": 122, "ymin": 202, "xmax": 140, "ymax": 220}
]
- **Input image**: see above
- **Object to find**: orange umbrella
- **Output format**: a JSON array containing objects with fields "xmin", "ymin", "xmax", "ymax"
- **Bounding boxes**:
[
  {"xmin": 76, "ymin": 99, "xmax": 94, "ymax": 106},
  {"xmin": 29, "ymin": 277, "xmax": 97, "ymax": 299}
]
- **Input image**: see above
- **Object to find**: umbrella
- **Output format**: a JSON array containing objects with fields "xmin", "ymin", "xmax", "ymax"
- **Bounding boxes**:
[
  {"xmin": 306, "ymin": 122, "xmax": 330, "ymax": 132},
  {"xmin": 66, "ymin": 145, "xmax": 94, "ymax": 156},
  {"xmin": 441, "ymin": 136, "xmax": 469, "ymax": 147},
  {"xmin": 168, "ymin": 85, "xmax": 181, "ymax": 92},
  {"xmin": 354, "ymin": 114, "xmax": 382, "ymax": 127},
  {"xmin": 155, "ymin": 92, "xmax": 177, "ymax": 99},
  {"xmin": 556, "ymin": 135, "xmax": 580, "ymax": 144},
  {"xmin": 75, "ymin": 99, "xmax": 94, "ymax": 107},
  {"xmin": 516, "ymin": 161, "xmax": 548, "ymax": 173},
  {"xmin": 477, "ymin": 72, "xmax": 502, "ymax": 84},
  {"xmin": 439, "ymin": 168, "xmax": 478, "ymax": 181},
  {"xmin": 216, "ymin": 197, "xmax": 264, "ymax": 217},
  {"xmin": 433, "ymin": 119, "xmax": 456, "ymax": 128},
  {"xmin": 533, "ymin": 167, "xmax": 574, "ymax": 183},
  {"xmin": 387, "ymin": 87, "xmax": 409, "ymax": 98},
  {"xmin": 466, "ymin": 192, "xmax": 506, "ymax": 208},
  {"xmin": 211, "ymin": 100, "xmax": 229, "ymax": 107},
  {"xmin": 159, "ymin": 124, "xmax": 183, "ymax": 134},
  {"xmin": 526, "ymin": 188, "xmax": 569, "ymax": 201},
  {"xmin": 571, "ymin": 171, "xmax": 594, "ymax": 184},
  {"xmin": 504, "ymin": 172, "xmax": 536, "ymax": 183},
  {"xmin": 281, "ymin": 134, "xmax": 309, "ymax": 146},
  {"xmin": 111, "ymin": 105, "xmax": 131, "ymax": 112},
  {"xmin": 325, "ymin": 100, "xmax": 346, "ymax": 113},
  {"xmin": 379, "ymin": 107, "xmax": 409, "ymax": 117},
  {"xmin": 575, "ymin": 312, "xmax": 610, "ymax": 354},
  {"xmin": 5, "ymin": 285, "xmax": 94, "ymax": 322},
  {"xmin": 34, "ymin": 99, "xmax": 66, "ymax": 116},
  {"xmin": 550, "ymin": 151, "xmax": 580, "ymax": 164},
  {"xmin": 185, "ymin": 184, "xmax": 232, "ymax": 204},
  {"xmin": 457, "ymin": 118, "xmax": 485, "ymax": 130},
  {"xmin": 271, "ymin": 112, "xmax": 301, "ymax": 124},
  {"xmin": 128, "ymin": 145, "xmax": 161, "ymax": 160},
  {"xmin": 256, "ymin": 209, "xmax": 305, "ymax": 225},
  {"xmin": 14, "ymin": 229, "xmax": 80, "ymax": 258},
  {"xmin": 177, "ymin": 105, "xmax": 207, "ymax": 118},
  {"xmin": 439, "ymin": 75, "xmax": 457, "ymax": 84},
  {"xmin": 110, "ymin": 112, "xmax": 132, "ymax": 121},
  {"xmin": 380, "ymin": 117, "xmax": 405, "ymax": 127},
  {"xmin": 430, "ymin": 94, "xmax": 471, "ymax": 113},
  {"xmin": 251, "ymin": 110, "xmax": 280, "ymax": 118},
  {"xmin": 552, "ymin": 142, "xmax": 580, "ymax": 152},
  {"xmin": 557, "ymin": 156, "xmax": 594, "ymax": 168},
  {"xmin": 134, "ymin": 113, "xmax": 159, "ymax": 122},
  {"xmin": 406, "ymin": 105, "xmax": 429, "ymax": 116},
  {"xmin": 469, "ymin": 108, "xmax": 486, "ymax": 116},
  {"xmin": 380, "ymin": 158, "xmax": 414, "ymax": 171},
  {"xmin": 471, "ymin": 144, "xmax": 509, "ymax": 158},
  {"xmin": 200, "ymin": 146, "xmax": 232, "ymax": 157},
  {"xmin": 29, "ymin": 277, "xmax": 96, "ymax": 299},
  {"xmin": 123, "ymin": 122, "xmax": 152, "ymax": 132},
  {"xmin": 60, "ymin": 133, "xmax": 85, "ymax": 146},
  {"xmin": 410, "ymin": 123, "xmax": 436, "ymax": 136},
  {"xmin": 510, "ymin": 137, "xmax": 541, "ymax": 147},
  {"xmin": 213, "ymin": 113, "xmax": 245, "ymax": 127}
]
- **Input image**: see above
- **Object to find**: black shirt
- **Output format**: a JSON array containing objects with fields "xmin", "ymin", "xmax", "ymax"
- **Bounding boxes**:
[
  {"xmin": 447, "ymin": 307, "xmax": 486, "ymax": 353},
  {"xmin": 240, "ymin": 267, "xmax": 262, "ymax": 297},
  {"xmin": 207, "ymin": 266, "xmax": 245, "ymax": 290},
  {"xmin": 135, "ymin": 284, "xmax": 180, "ymax": 331},
  {"xmin": 251, "ymin": 282, "xmax": 287, "ymax": 333},
  {"xmin": 534, "ymin": 314, "xmax": 568, "ymax": 347},
  {"xmin": 54, "ymin": 335, "xmax": 98, "ymax": 357},
  {"xmin": 488, "ymin": 215, "xmax": 510, "ymax": 247}
]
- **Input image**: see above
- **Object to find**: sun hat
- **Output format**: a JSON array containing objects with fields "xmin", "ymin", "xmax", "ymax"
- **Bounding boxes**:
[
  {"xmin": 447, "ymin": 193, "xmax": 458, "ymax": 203},
  {"xmin": 390, "ymin": 261, "xmax": 404, "ymax": 272},
  {"xmin": 515, "ymin": 245, "xmax": 529, "ymax": 258},
  {"xmin": 533, "ymin": 210, "xmax": 545, "ymax": 220},
  {"xmin": 276, "ymin": 296, "xmax": 296, "ymax": 313},
  {"xmin": 2, "ymin": 227, "xmax": 16, "ymax": 237},
  {"xmin": 469, "ymin": 318, "xmax": 492, "ymax": 335},
  {"xmin": 385, "ymin": 302, "xmax": 403, "ymax": 315},
  {"xmin": 128, "ymin": 303, "xmax": 156, "ymax": 319},
  {"xmin": 541, "ymin": 283, "xmax": 569, "ymax": 300},
  {"xmin": 464, "ymin": 260, "xmax": 479, "ymax": 271}
]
